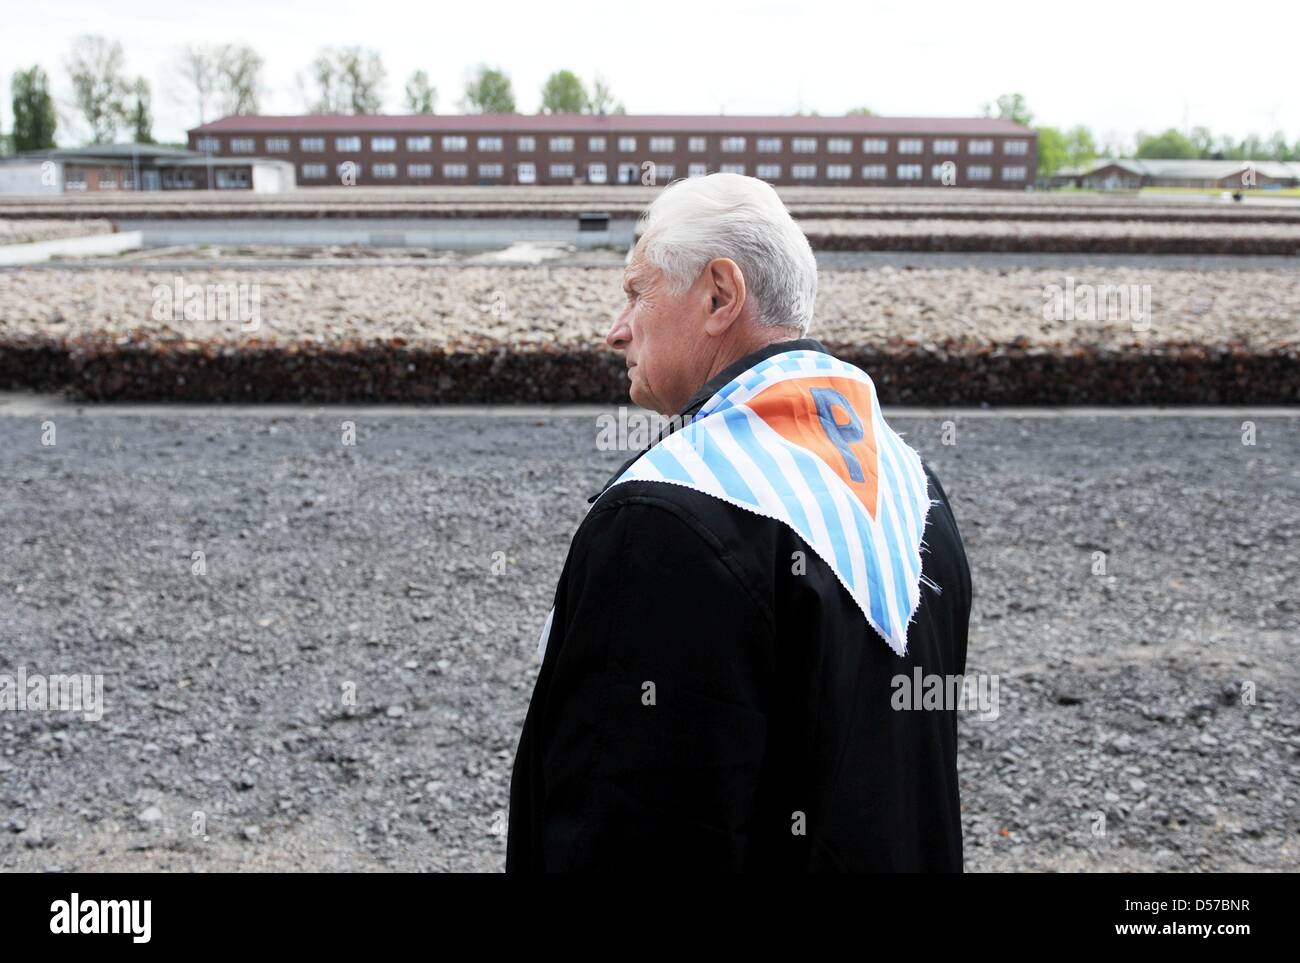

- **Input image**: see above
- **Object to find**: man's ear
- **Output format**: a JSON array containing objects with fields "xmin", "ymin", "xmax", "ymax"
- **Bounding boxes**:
[{"xmin": 702, "ymin": 257, "xmax": 747, "ymax": 336}]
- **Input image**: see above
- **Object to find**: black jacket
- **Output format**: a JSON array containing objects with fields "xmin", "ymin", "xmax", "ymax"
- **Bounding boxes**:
[{"xmin": 506, "ymin": 338, "xmax": 972, "ymax": 872}]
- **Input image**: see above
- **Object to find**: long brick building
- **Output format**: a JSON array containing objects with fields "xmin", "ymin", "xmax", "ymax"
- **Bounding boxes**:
[{"xmin": 187, "ymin": 114, "xmax": 1037, "ymax": 190}]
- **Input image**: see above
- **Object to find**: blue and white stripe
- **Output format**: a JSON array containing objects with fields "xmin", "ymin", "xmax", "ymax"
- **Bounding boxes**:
[{"xmin": 602, "ymin": 350, "xmax": 933, "ymax": 656}]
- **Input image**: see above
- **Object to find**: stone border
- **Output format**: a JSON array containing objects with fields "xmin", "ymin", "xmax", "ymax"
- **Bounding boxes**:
[{"xmin": 2, "ymin": 336, "xmax": 1295, "ymax": 405}]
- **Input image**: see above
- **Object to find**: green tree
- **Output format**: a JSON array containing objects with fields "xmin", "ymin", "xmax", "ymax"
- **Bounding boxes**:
[
  {"xmin": 845, "ymin": 106, "xmax": 874, "ymax": 116},
  {"xmin": 983, "ymin": 92, "xmax": 1033, "ymax": 127},
  {"xmin": 1238, "ymin": 132, "xmax": 1267, "ymax": 160},
  {"xmin": 66, "ymin": 34, "xmax": 130, "ymax": 143},
  {"xmin": 1214, "ymin": 134, "xmax": 1242, "ymax": 160},
  {"xmin": 11, "ymin": 66, "xmax": 58, "ymax": 152},
  {"xmin": 587, "ymin": 75, "xmax": 623, "ymax": 115},
  {"xmin": 1035, "ymin": 126, "xmax": 1067, "ymax": 176},
  {"xmin": 1188, "ymin": 126, "xmax": 1215, "ymax": 158},
  {"xmin": 540, "ymin": 69, "xmax": 588, "ymax": 113},
  {"xmin": 1266, "ymin": 130, "xmax": 1290, "ymax": 161},
  {"xmin": 304, "ymin": 46, "xmax": 385, "ymax": 114},
  {"xmin": 1064, "ymin": 125, "xmax": 1097, "ymax": 168},
  {"xmin": 128, "ymin": 77, "xmax": 153, "ymax": 144},
  {"xmin": 462, "ymin": 65, "xmax": 515, "ymax": 113},
  {"xmin": 218, "ymin": 44, "xmax": 263, "ymax": 115},
  {"xmin": 179, "ymin": 44, "xmax": 221, "ymax": 124},
  {"xmin": 404, "ymin": 70, "xmax": 436, "ymax": 113},
  {"xmin": 1134, "ymin": 128, "xmax": 1198, "ymax": 159}
]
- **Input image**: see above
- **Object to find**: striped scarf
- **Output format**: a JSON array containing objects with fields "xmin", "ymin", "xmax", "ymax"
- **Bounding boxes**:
[{"xmin": 600, "ymin": 349, "xmax": 934, "ymax": 656}]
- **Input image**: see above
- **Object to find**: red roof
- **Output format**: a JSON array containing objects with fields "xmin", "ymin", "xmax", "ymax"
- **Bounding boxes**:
[{"xmin": 192, "ymin": 114, "xmax": 1033, "ymax": 136}]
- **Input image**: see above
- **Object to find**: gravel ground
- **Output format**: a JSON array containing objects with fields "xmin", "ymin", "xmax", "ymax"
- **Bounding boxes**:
[
  {"xmin": 0, "ymin": 411, "xmax": 1296, "ymax": 872},
  {"xmin": 0, "ymin": 220, "xmax": 115, "ymax": 246},
  {"xmin": 2, "ymin": 264, "xmax": 1297, "ymax": 350}
]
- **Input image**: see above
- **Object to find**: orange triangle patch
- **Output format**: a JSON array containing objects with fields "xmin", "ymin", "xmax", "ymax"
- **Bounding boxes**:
[{"xmin": 747, "ymin": 375, "xmax": 880, "ymax": 520}]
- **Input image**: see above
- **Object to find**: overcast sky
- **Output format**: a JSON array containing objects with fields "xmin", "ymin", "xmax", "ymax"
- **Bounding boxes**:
[{"xmin": 4, "ymin": 0, "xmax": 1298, "ymax": 147}]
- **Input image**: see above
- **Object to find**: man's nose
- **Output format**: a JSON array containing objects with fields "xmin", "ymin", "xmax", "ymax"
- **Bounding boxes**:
[{"xmin": 605, "ymin": 315, "xmax": 630, "ymax": 351}]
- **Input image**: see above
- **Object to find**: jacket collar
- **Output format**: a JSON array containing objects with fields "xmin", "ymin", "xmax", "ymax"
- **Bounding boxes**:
[{"xmin": 587, "ymin": 337, "xmax": 829, "ymax": 503}]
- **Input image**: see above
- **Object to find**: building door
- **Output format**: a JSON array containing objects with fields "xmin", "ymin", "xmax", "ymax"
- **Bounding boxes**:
[{"xmin": 142, "ymin": 170, "xmax": 161, "ymax": 191}]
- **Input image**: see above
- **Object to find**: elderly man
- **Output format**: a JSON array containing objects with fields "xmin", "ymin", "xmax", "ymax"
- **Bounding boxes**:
[{"xmin": 507, "ymin": 173, "xmax": 971, "ymax": 872}]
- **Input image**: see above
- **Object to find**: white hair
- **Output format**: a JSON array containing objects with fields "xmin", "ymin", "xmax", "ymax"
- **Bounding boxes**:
[{"xmin": 633, "ymin": 172, "xmax": 817, "ymax": 335}]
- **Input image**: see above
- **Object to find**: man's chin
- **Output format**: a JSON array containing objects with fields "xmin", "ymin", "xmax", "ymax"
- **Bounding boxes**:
[{"xmin": 627, "ymin": 374, "xmax": 646, "ymax": 409}]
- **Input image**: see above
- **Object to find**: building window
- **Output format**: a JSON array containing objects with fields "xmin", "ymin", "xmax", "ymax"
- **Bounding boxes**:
[
  {"xmin": 373, "ymin": 163, "xmax": 397, "ymax": 178},
  {"xmin": 587, "ymin": 162, "xmax": 607, "ymax": 183},
  {"xmin": 335, "ymin": 136, "xmax": 361, "ymax": 152},
  {"xmin": 897, "ymin": 164, "xmax": 923, "ymax": 180},
  {"xmin": 336, "ymin": 162, "xmax": 357, "ymax": 180},
  {"xmin": 301, "ymin": 163, "xmax": 327, "ymax": 179},
  {"xmin": 757, "ymin": 138, "xmax": 782, "ymax": 153},
  {"xmin": 589, "ymin": 136, "xmax": 606, "ymax": 152},
  {"xmin": 478, "ymin": 163, "xmax": 504, "ymax": 178},
  {"xmin": 967, "ymin": 165, "xmax": 992, "ymax": 180},
  {"xmin": 516, "ymin": 162, "xmax": 536, "ymax": 184},
  {"xmin": 827, "ymin": 138, "xmax": 852, "ymax": 153},
  {"xmin": 1004, "ymin": 140, "xmax": 1028, "ymax": 155},
  {"xmin": 862, "ymin": 138, "xmax": 888, "ymax": 153},
  {"xmin": 408, "ymin": 163, "xmax": 433, "ymax": 178},
  {"xmin": 196, "ymin": 137, "xmax": 221, "ymax": 152},
  {"xmin": 898, "ymin": 139, "xmax": 923, "ymax": 154},
  {"xmin": 655, "ymin": 163, "xmax": 675, "ymax": 180},
  {"xmin": 442, "ymin": 136, "xmax": 467, "ymax": 151},
  {"xmin": 792, "ymin": 164, "xmax": 817, "ymax": 179},
  {"xmin": 549, "ymin": 163, "xmax": 575, "ymax": 179},
  {"xmin": 1001, "ymin": 165, "xmax": 1027, "ymax": 180},
  {"xmin": 649, "ymin": 136, "xmax": 675, "ymax": 152},
  {"xmin": 300, "ymin": 137, "xmax": 325, "ymax": 152},
  {"xmin": 159, "ymin": 170, "xmax": 193, "ymax": 189},
  {"xmin": 371, "ymin": 137, "xmax": 396, "ymax": 152},
  {"xmin": 931, "ymin": 163, "xmax": 953, "ymax": 180},
  {"xmin": 517, "ymin": 136, "xmax": 535, "ymax": 151},
  {"xmin": 618, "ymin": 136, "xmax": 637, "ymax": 152},
  {"xmin": 215, "ymin": 169, "xmax": 250, "ymax": 189},
  {"xmin": 407, "ymin": 136, "xmax": 432, "ymax": 151},
  {"xmin": 720, "ymin": 163, "xmax": 746, "ymax": 175},
  {"xmin": 688, "ymin": 163, "xmax": 708, "ymax": 177},
  {"xmin": 827, "ymin": 164, "xmax": 851, "ymax": 179},
  {"xmin": 792, "ymin": 138, "xmax": 818, "ymax": 153},
  {"xmin": 932, "ymin": 139, "xmax": 958, "ymax": 154},
  {"xmin": 478, "ymin": 136, "xmax": 503, "ymax": 152},
  {"xmin": 720, "ymin": 137, "xmax": 746, "ymax": 153},
  {"xmin": 861, "ymin": 164, "xmax": 887, "ymax": 179},
  {"xmin": 443, "ymin": 163, "xmax": 468, "ymax": 178},
  {"xmin": 968, "ymin": 140, "xmax": 993, "ymax": 155},
  {"xmin": 549, "ymin": 136, "xmax": 574, "ymax": 152},
  {"xmin": 688, "ymin": 137, "xmax": 707, "ymax": 153},
  {"xmin": 266, "ymin": 137, "xmax": 290, "ymax": 153},
  {"xmin": 756, "ymin": 163, "xmax": 781, "ymax": 180}
]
